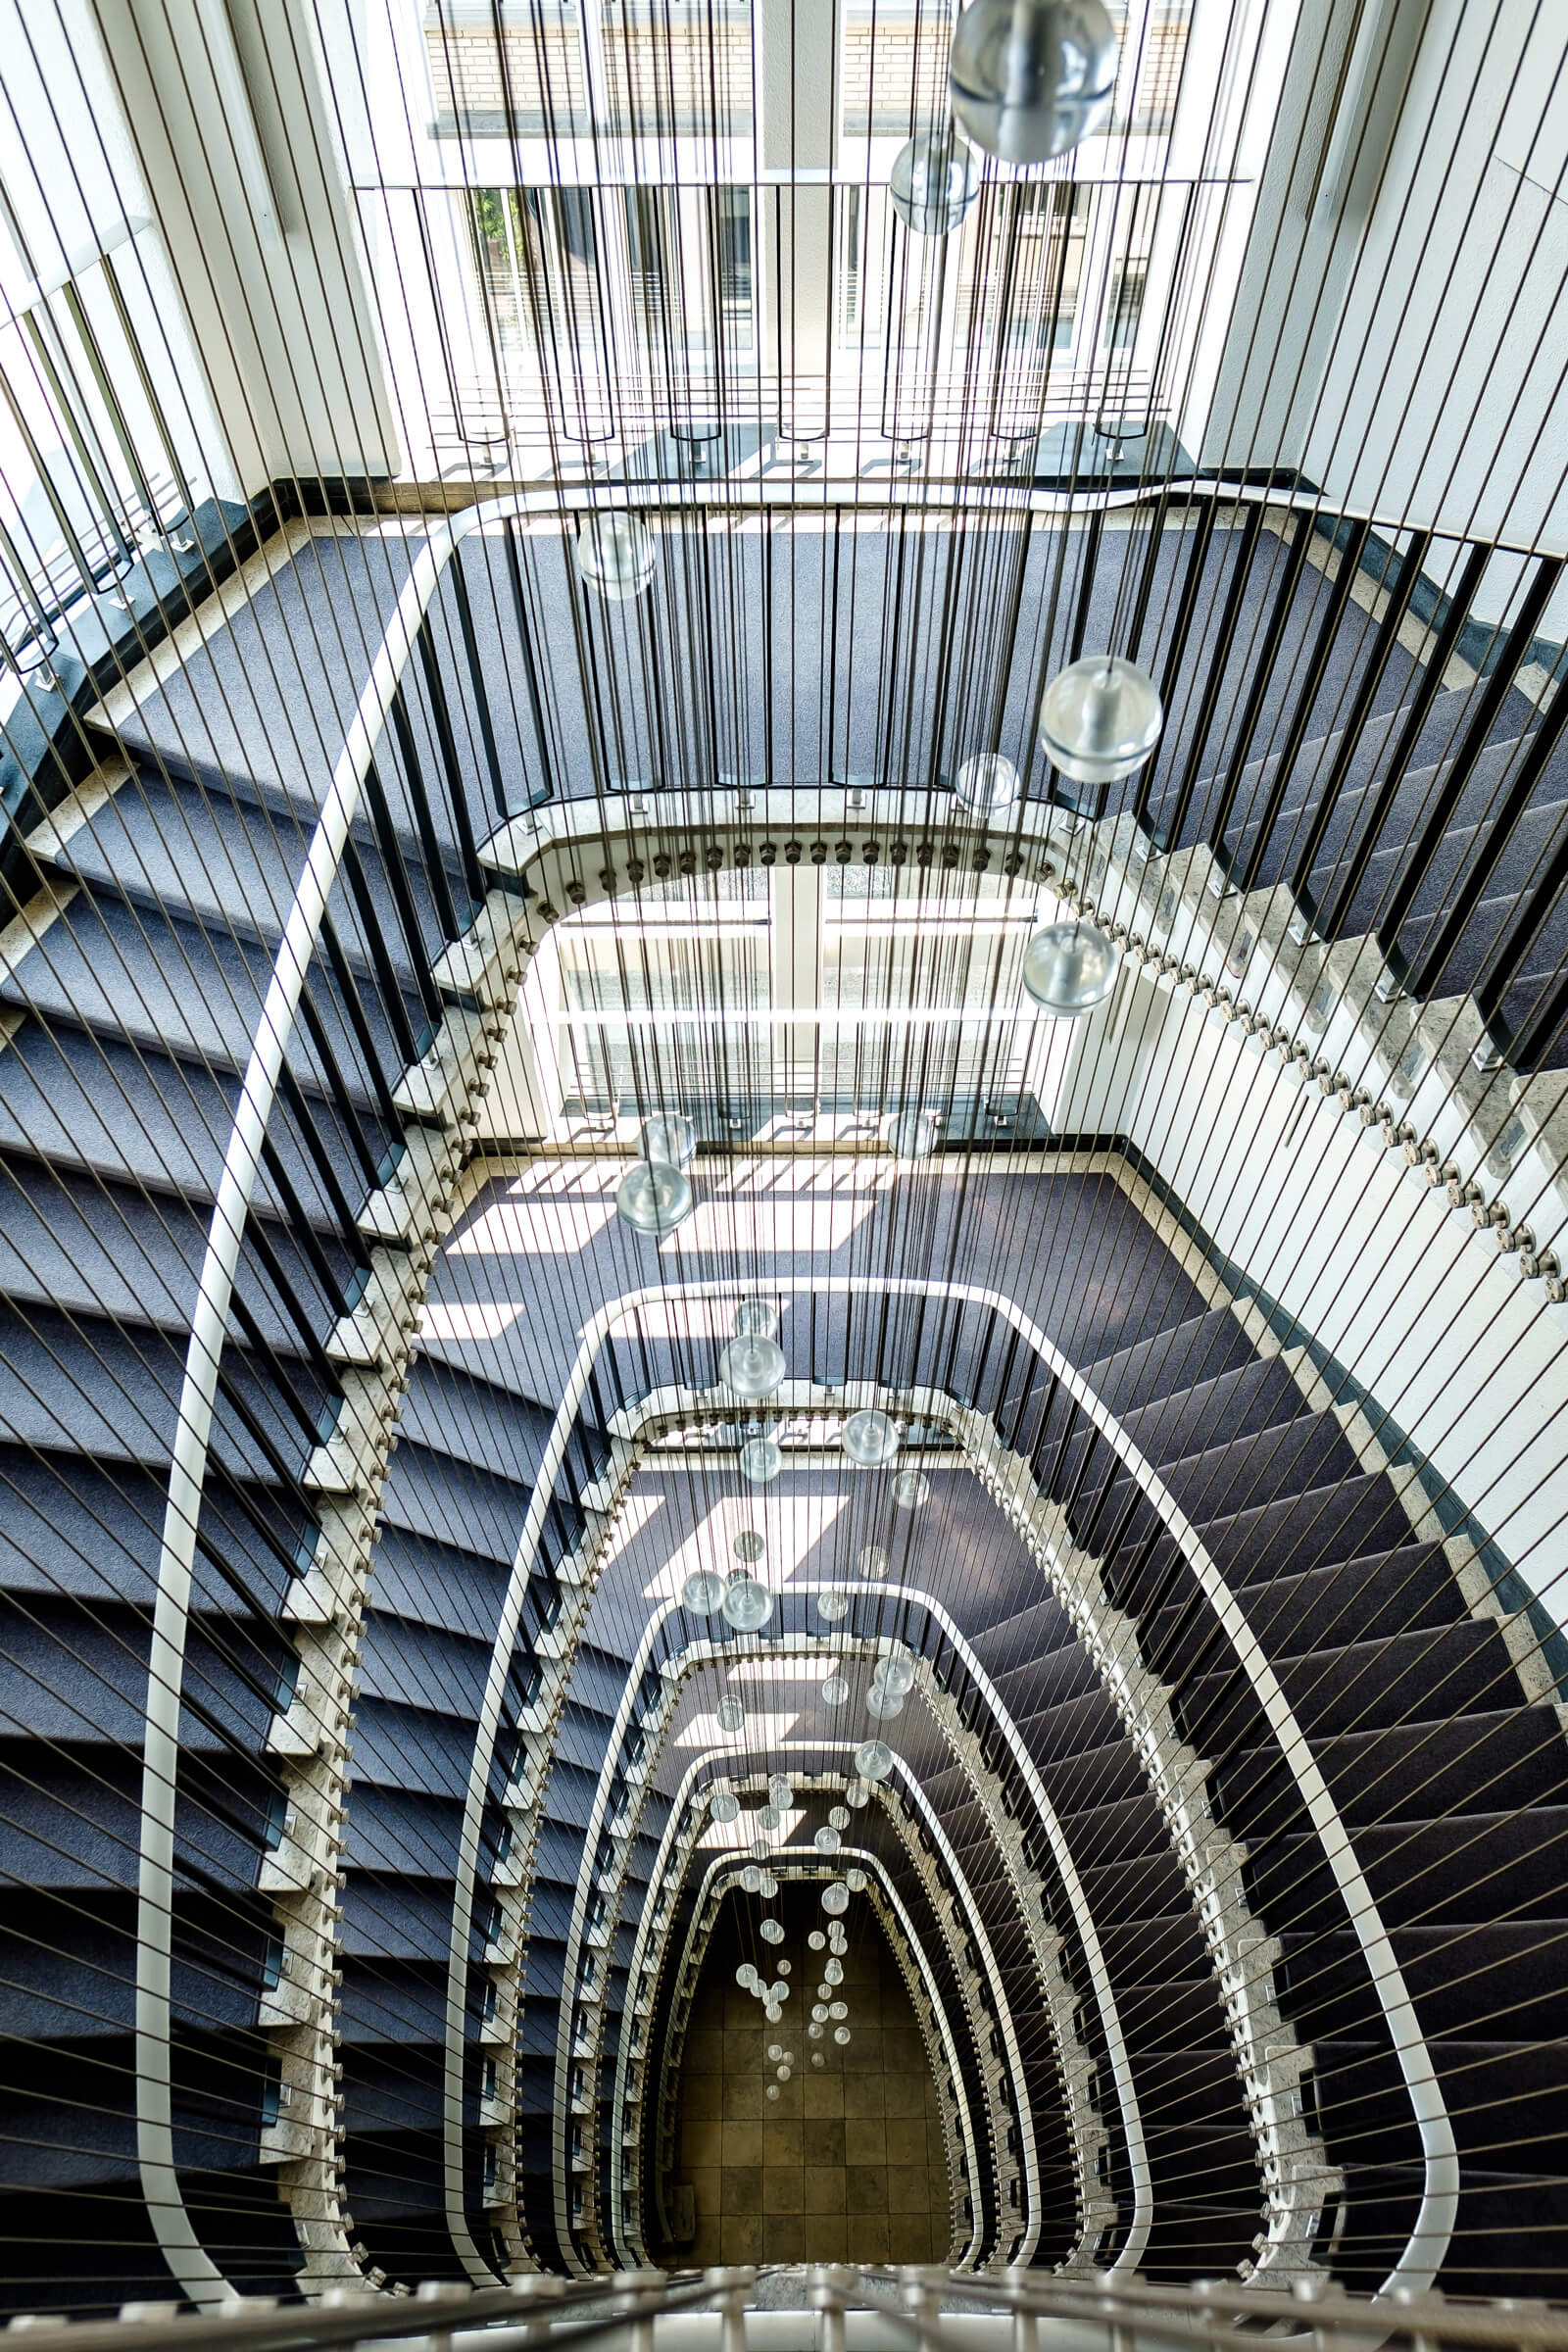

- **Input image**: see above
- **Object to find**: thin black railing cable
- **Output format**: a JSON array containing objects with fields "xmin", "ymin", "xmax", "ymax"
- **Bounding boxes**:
[
  {"xmin": 484, "ymin": 1138, "xmax": 1568, "ymax": 2220},
  {"xmin": 9, "ymin": 0, "xmax": 1568, "ymax": 2285}
]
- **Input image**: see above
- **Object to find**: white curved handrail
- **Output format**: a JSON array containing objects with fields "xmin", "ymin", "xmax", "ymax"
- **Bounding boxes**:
[
  {"xmin": 445, "ymin": 1277, "xmax": 1455, "ymax": 2297},
  {"xmin": 132, "ymin": 465, "xmax": 1459, "ymax": 2294},
  {"xmin": 558, "ymin": 1638, "xmax": 1044, "ymax": 2268},
  {"xmin": 451, "ymin": 1306, "xmax": 1143, "ymax": 2280}
]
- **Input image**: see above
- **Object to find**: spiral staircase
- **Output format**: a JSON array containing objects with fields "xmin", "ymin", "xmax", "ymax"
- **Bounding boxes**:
[{"xmin": 0, "ymin": 477, "xmax": 1566, "ymax": 2315}]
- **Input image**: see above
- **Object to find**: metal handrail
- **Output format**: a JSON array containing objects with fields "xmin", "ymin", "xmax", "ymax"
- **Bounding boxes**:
[
  {"xmin": 13, "ymin": 2264, "xmax": 1568, "ymax": 2352},
  {"xmin": 550, "ymin": 1618, "xmax": 1051, "ymax": 2273},
  {"xmin": 444, "ymin": 1280, "xmax": 1455, "ymax": 2297},
  {"xmin": 596, "ymin": 1729, "xmax": 1021, "ymax": 2265},
  {"xmin": 128, "ymin": 461, "xmax": 1505, "ymax": 2303}
]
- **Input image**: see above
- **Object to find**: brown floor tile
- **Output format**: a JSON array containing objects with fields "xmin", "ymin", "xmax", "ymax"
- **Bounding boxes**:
[
  {"xmin": 883, "ymin": 2029, "xmax": 923, "ymax": 2073},
  {"xmin": 689, "ymin": 2223, "xmax": 722, "ymax": 2267},
  {"xmin": 768, "ymin": 2074, "xmax": 804, "ymax": 2116},
  {"xmin": 723, "ymin": 2029, "xmax": 763, "ymax": 2074},
  {"xmin": 804, "ymin": 2072, "xmax": 844, "ymax": 2116},
  {"xmin": 842, "ymin": 2030, "xmax": 884, "ymax": 2073},
  {"xmin": 843, "ymin": 2073, "xmax": 885, "ymax": 2117},
  {"xmin": 682, "ymin": 2074, "xmax": 723, "ymax": 2120},
  {"xmin": 763, "ymin": 2165, "xmax": 806, "ymax": 2213},
  {"xmin": 845, "ymin": 2164, "xmax": 888, "ymax": 2213},
  {"xmin": 882, "ymin": 2073, "xmax": 925, "ymax": 2118},
  {"xmin": 761, "ymin": 2117, "xmax": 803, "ymax": 2165},
  {"xmin": 681, "ymin": 2119, "xmax": 725, "ymax": 2168},
  {"xmin": 687, "ymin": 2164, "xmax": 722, "ymax": 2217},
  {"xmin": 721, "ymin": 2075, "xmax": 764, "ymax": 2120},
  {"xmin": 804, "ymin": 2167, "xmax": 846, "ymax": 2214},
  {"xmin": 720, "ymin": 2216, "xmax": 763, "ymax": 2262},
  {"xmin": 887, "ymin": 2165, "xmax": 929, "ymax": 2211},
  {"xmin": 844, "ymin": 2117, "xmax": 886, "ymax": 2166},
  {"xmin": 721, "ymin": 2164, "xmax": 763, "ymax": 2214},
  {"xmin": 762, "ymin": 2216, "xmax": 805, "ymax": 2262},
  {"xmin": 686, "ymin": 2029, "xmax": 725, "ymax": 2074},
  {"xmin": 722, "ymin": 2120, "xmax": 764, "ymax": 2166},
  {"xmin": 888, "ymin": 2214, "xmax": 934, "ymax": 2263},
  {"xmin": 802, "ymin": 2216, "xmax": 848, "ymax": 2262},
  {"xmin": 883, "ymin": 2116, "xmax": 927, "ymax": 2166},
  {"xmin": 803, "ymin": 2118, "xmax": 845, "ymax": 2167},
  {"xmin": 927, "ymin": 2169, "xmax": 951, "ymax": 2213},
  {"xmin": 846, "ymin": 2214, "xmax": 891, "ymax": 2263}
]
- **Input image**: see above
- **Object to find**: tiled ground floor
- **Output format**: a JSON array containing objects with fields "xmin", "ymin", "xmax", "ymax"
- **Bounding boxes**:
[{"xmin": 664, "ymin": 1884, "xmax": 955, "ymax": 2266}]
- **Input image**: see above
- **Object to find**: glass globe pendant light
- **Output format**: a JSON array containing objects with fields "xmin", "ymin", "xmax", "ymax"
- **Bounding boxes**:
[
  {"xmin": 855, "ymin": 1738, "xmax": 895, "ymax": 1782},
  {"xmin": 739, "ymin": 1434, "xmax": 784, "ymax": 1485},
  {"xmin": 576, "ymin": 510, "xmax": 657, "ymax": 602},
  {"xmin": 885, "ymin": 1107, "xmax": 942, "ymax": 1160},
  {"xmin": 821, "ymin": 1673, "xmax": 849, "ymax": 1707},
  {"xmin": 814, "ymin": 1824, "xmax": 841, "ymax": 1853},
  {"xmin": 719, "ymin": 1331, "xmax": 788, "ymax": 1399},
  {"xmin": 892, "ymin": 1469, "xmax": 931, "ymax": 1509},
  {"xmin": 716, "ymin": 1693, "xmax": 746, "ymax": 1734},
  {"xmin": 734, "ymin": 1529, "xmax": 765, "ymax": 1564},
  {"xmin": 889, "ymin": 122, "xmax": 981, "ymax": 236},
  {"xmin": 858, "ymin": 1544, "xmax": 890, "ymax": 1580},
  {"xmin": 954, "ymin": 752, "xmax": 1020, "ymax": 815},
  {"xmin": 711, "ymin": 1788, "xmax": 740, "ymax": 1824},
  {"xmin": 875, "ymin": 1648, "xmax": 917, "ymax": 1697},
  {"xmin": 845, "ymin": 1868, "xmax": 867, "ymax": 1893},
  {"xmin": 722, "ymin": 1571, "xmax": 774, "ymax": 1631},
  {"xmin": 731, "ymin": 1298, "xmax": 780, "ymax": 1340},
  {"xmin": 816, "ymin": 1588, "xmax": 849, "ymax": 1622},
  {"xmin": 682, "ymin": 1568, "xmax": 725, "ymax": 1615},
  {"xmin": 842, "ymin": 1408, "xmax": 900, "ymax": 1467},
  {"xmin": 1040, "ymin": 652, "xmax": 1162, "ymax": 784},
  {"xmin": 1020, "ymin": 918, "xmax": 1121, "ymax": 1016},
  {"xmin": 767, "ymin": 1773, "xmax": 793, "ymax": 1810},
  {"xmin": 641, "ymin": 1112, "xmax": 696, "ymax": 1167},
  {"xmin": 865, "ymin": 1684, "xmax": 905, "ymax": 1720},
  {"xmin": 949, "ymin": 0, "xmax": 1119, "ymax": 166},
  {"xmin": 616, "ymin": 1158, "xmax": 694, "ymax": 1236},
  {"xmin": 821, "ymin": 1883, "xmax": 850, "ymax": 1916}
]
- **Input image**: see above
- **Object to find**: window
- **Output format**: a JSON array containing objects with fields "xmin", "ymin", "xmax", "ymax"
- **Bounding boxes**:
[{"xmin": 1104, "ymin": 262, "xmax": 1146, "ymax": 350}]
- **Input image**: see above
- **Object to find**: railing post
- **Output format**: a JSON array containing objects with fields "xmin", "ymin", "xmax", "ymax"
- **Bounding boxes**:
[
  {"xmin": 707, "ymin": 2264, "xmax": 754, "ymax": 2352},
  {"xmin": 1001, "ymin": 2267, "xmax": 1038, "ymax": 2352},
  {"xmin": 514, "ymin": 2273, "xmax": 565, "ymax": 2340},
  {"xmin": 810, "ymin": 2263, "xmax": 849, "ymax": 2352},
  {"xmin": 615, "ymin": 2267, "xmax": 665, "ymax": 2352}
]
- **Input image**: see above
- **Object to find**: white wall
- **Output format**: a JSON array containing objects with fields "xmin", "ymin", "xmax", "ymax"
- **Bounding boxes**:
[
  {"xmin": 1302, "ymin": 0, "xmax": 1568, "ymax": 552},
  {"xmin": 88, "ymin": 0, "xmax": 400, "ymax": 495},
  {"xmin": 1204, "ymin": 0, "xmax": 1568, "ymax": 564}
]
